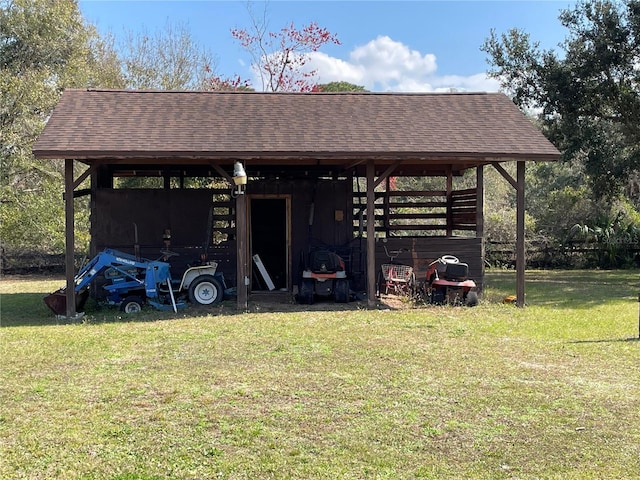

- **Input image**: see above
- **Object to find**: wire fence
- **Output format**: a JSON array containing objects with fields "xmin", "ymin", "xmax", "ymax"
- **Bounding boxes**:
[
  {"xmin": 487, "ymin": 240, "xmax": 640, "ymax": 269},
  {"xmin": 1, "ymin": 251, "xmax": 82, "ymax": 275},
  {"xmin": 3, "ymin": 239, "xmax": 640, "ymax": 275}
]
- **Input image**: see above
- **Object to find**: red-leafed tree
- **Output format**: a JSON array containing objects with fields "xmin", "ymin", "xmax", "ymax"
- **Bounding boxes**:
[
  {"xmin": 230, "ymin": 10, "xmax": 340, "ymax": 92},
  {"xmin": 204, "ymin": 69, "xmax": 252, "ymax": 91}
]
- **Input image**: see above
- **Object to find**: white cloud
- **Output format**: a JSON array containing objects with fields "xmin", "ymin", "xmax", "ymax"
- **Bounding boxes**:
[
  {"xmin": 307, "ymin": 52, "xmax": 365, "ymax": 85},
  {"xmin": 308, "ymin": 35, "xmax": 500, "ymax": 93},
  {"xmin": 349, "ymin": 36, "xmax": 437, "ymax": 86},
  {"xmin": 427, "ymin": 73, "xmax": 502, "ymax": 93}
]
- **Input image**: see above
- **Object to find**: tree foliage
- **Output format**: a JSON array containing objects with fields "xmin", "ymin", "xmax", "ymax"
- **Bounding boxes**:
[
  {"xmin": 318, "ymin": 81, "xmax": 368, "ymax": 92},
  {"xmin": 482, "ymin": 0, "xmax": 640, "ymax": 200},
  {"xmin": 1, "ymin": 0, "xmax": 122, "ymax": 253},
  {"xmin": 119, "ymin": 20, "xmax": 217, "ymax": 90},
  {"xmin": 0, "ymin": 0, "xmax": 344, "ymax": 258},
  {"xmin": 231, "ymin": 4, "xmax": 340, "ymax": 92}
]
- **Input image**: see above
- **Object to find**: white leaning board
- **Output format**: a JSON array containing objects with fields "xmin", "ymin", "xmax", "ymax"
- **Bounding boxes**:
[{"xmin": 252, "ymin": 254, "xmax": 275, "ymax": 291}]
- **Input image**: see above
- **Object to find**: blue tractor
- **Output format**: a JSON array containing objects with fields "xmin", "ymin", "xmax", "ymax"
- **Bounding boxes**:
[{"xmin": 44, "ymin": 248, "xmax": 225, "ymax": 315}]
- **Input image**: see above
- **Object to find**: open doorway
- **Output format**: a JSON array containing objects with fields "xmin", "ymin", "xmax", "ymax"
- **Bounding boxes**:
[{"xmin": 249, "ymin": 197, "xmax": 290, "ymax": 291}]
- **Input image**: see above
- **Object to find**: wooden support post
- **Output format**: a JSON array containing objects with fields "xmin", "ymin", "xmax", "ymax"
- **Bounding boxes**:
[
  {"xmin": 476, "ymin": 166, "xmax": 484, "ymax": 237},
  {"xmin": 492, "ymin": 161, "xmax": 527, "ymax": 307},
  {"xmin": 446, "ymin": 167, "xmax": 453, "ymax": 237},
  {"xmin": 236, "ymin": 193, "xmax": 248, "ymax": 311},
  {"xmin": 65, "ymin": 159, "xmax": 76, "ymax": 318},
  {"xmin": 366, "ymin": 160, "xmax": 376, "ymax": 307},
  {"xmin": 476, "ymin": 165, "xmax": 485, "ymax": 292},
  {"xmin": 516, "ymin": 161, "xmax": 526, "ymax": 307},
  {"xmin": 384, "ymin": 176, "xmax": 390, "ymax": 237},
  {"xmin": 90, "ymin": 166, "xmax": 98, "ymax": 259}
]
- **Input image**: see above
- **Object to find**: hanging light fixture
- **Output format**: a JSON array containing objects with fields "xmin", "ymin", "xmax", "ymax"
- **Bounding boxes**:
[{"xmin": 232, "ymin": 161, "xmax": 247, "ymax": 196}]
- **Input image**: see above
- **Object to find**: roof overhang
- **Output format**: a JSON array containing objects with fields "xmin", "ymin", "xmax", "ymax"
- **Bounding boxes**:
[{"xmin": 33, "ymin": 89, "xmax": 561, "ymax": 174}]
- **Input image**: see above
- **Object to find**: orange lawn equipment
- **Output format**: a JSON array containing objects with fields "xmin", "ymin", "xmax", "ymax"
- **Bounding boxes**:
[{"xmin": 422, "ymin": 255, "xmax": 478, "ymax": 306}]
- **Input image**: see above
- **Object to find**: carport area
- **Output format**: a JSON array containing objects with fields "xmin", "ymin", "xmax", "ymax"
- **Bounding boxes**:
[{"xmin": 33, "ymin": 89, "xmax": 560, "ymax": 316}]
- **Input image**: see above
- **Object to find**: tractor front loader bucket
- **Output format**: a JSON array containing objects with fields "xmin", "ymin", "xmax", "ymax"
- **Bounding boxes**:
[{"xmin": 44, "ymin": 288, "xmax": 89, "ymax": 316}]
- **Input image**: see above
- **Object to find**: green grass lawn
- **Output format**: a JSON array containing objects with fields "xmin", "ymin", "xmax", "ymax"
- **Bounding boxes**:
[{"xmin": 1, "ymin": 270, "xmax": 639, "ymax": 479}]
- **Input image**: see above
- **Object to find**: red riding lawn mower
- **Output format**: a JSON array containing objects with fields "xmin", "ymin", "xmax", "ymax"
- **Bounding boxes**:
[
  {"xmin": 423, "ymin": 255, "xmax": 479, "ymax": 307},
  {"xmin": 298, "ymin": 248, "xmax": 350, "ymax": 304}
]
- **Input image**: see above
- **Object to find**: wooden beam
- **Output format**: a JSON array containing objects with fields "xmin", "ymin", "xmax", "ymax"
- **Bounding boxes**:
[
  {"xmin": 72, "ymin": 163, "xmax": 100, "ymax": 190},
  {"xmin": 516, "ymin": 161, "xmax": 526, "ymax": 307},
  {"xmin": 366, "ymin": 160, "xmax": 376, "ymax": 307},
  {"xmin": 210, "ymin": 163, "xmax": 235, "ymax": 186},
  {"xmin": 65, "ymin": 159, "xmax": 76, "ymax": 318},
  {"xmin": 373, "ymin": 159, "xmax": 403, "ymax": 189},
  {"xmin": 343, "ymin": 159, "xmax": 366, "ymax": 171},
  {"xmin": 236, "ymin": 193, "xmax": 248, "ymax": 311},
  {"xmin": 72, "ymin": 188, "xmax": 91, "ymax": 198},
  {"xmin": 492, "ymin": 163, "xmax": 518, "ymax": 190}
]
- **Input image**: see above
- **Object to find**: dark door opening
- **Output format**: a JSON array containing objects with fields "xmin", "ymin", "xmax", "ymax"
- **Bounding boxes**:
[{"xmin": 250, "ymin": 198, "xmax": 288, "ymax": 291}]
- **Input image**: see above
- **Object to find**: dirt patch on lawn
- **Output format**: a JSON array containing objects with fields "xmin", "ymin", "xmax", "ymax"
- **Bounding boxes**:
[{"xmin": 239, "ymin": 291, "xmax": 413, "ymax": 313}]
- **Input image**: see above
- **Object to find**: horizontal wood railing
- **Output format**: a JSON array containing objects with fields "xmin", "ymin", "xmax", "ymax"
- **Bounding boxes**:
[{"xmin": 353, "ymin": 187, "xmax": 478, "ymax": 236}]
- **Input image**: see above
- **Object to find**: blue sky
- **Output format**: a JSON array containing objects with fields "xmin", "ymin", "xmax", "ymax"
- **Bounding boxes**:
[{"xmin": 79, "ymin": 1, "xmax": 575, "ymax": 92}]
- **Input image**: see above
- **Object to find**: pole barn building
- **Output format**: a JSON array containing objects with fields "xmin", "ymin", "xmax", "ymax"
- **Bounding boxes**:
[{"xmin": 33, "ymin": 89, "xmax": 560, "ymax": 315}]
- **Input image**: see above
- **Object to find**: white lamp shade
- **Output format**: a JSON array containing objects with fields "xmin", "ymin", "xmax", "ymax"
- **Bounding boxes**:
[{"xmin": 233, "ymin": 162, "xmax": 247, "ymax": 186}]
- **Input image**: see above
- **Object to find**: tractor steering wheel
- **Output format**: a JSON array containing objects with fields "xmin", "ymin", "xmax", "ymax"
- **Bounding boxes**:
[
  {"xmin": 441, "ymin": 255, "xmax": 459, "ymax": 264},
  {"xmin": 159, "ymin": 249, "xmax": 180, "ymax": 261}
]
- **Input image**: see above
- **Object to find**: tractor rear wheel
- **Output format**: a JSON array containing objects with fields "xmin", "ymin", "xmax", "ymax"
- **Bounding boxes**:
[
  {"xmin": 465, "ymin": 291, "xmax": 479, "ymax": 307},
  {"xmin": 299, "ymin": 279, "xmax": 315, "ymax": 304},
  {"xmin": 121, "ymin": 296, "xmax": 144, "ymax": 313},
  {"xmin": 431, "ymin": 288, "xmax": 446, "ymax": 305},
  {"xmin": 334, "ymin": 278, "xmax": 349, "ymax": 303},
  {"xmin": 189, "ymin": 275, "xmax": 223, "ymax": 305}
]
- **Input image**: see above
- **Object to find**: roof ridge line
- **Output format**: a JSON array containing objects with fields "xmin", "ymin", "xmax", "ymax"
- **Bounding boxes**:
[{"xmin": 79, "ymin": 88, "xmax": 494, "ymax": 96}]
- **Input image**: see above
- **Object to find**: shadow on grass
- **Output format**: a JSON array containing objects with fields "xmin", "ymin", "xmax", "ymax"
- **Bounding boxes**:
[
  {"xmin": 0, "ymin": 292, "xmax": 62, "ymax": 327},
  {"xmin": 4, "ymin": 270, "xmax": 638, "ymax": 326},
  {"xmin": 568, "ymin": 337, "xmax": 640, "ymax": 344},
  {"xmin": 0, "ymin": 292, "xmax": 209, "ymax": 328},
  {"xmin": 0, "ymin": 291, "xmax": 393, "ymax": 328}
]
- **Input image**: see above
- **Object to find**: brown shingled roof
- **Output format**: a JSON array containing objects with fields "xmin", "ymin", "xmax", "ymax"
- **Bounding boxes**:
[{"xmin": 33, "ymin": 89, "xmax": 560, "ymax": 165}]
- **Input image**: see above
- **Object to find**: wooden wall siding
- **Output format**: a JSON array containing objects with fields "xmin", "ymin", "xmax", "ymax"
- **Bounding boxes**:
[
  {"xmin": 374, "ymin": 237, "xmax": 484, "ymax": 291},
  {"xmin": 92, "ymin": 179, "xmax": 354, "ymax": 292},
  {"xmin": 209, "ymin": 189, "xmax": 234, "ymax": 246},
  {"xmin": 93, "ymin": 189, "xmax": 212, "ymax": 248},
  {"xmin": 91, "ymin": 181, "xmax": 483, "ymax": 294},
  {"xmin": 450, "ymin": 188, "xmax": 479, "ymax": 231},
  {"xmin": 353, "ymin": 188, "xmax": 478, "ymax": 237},
  {"xmin": 250, "ymin": 178, "xmax": 353, "ymax": 248},
  {"xmin": 92, "ymin": 189, "xmax": 238, "ymax": 283},
  {"xmin": 207, "ymin": 189, "xmax": 236, "ymax": 283},
  {"xmin": 247, "ymin": 178, "xmax": 353, "ymax": 282}
]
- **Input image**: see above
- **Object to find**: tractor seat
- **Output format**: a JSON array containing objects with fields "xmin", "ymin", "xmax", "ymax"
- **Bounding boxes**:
[
  {"xmin": 444, "ymin": 262, "xmax": 469, "ymax": 281},
  {"xmin": 308, "ymin": 249, "xmax": 344, "ymax": 274}
]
